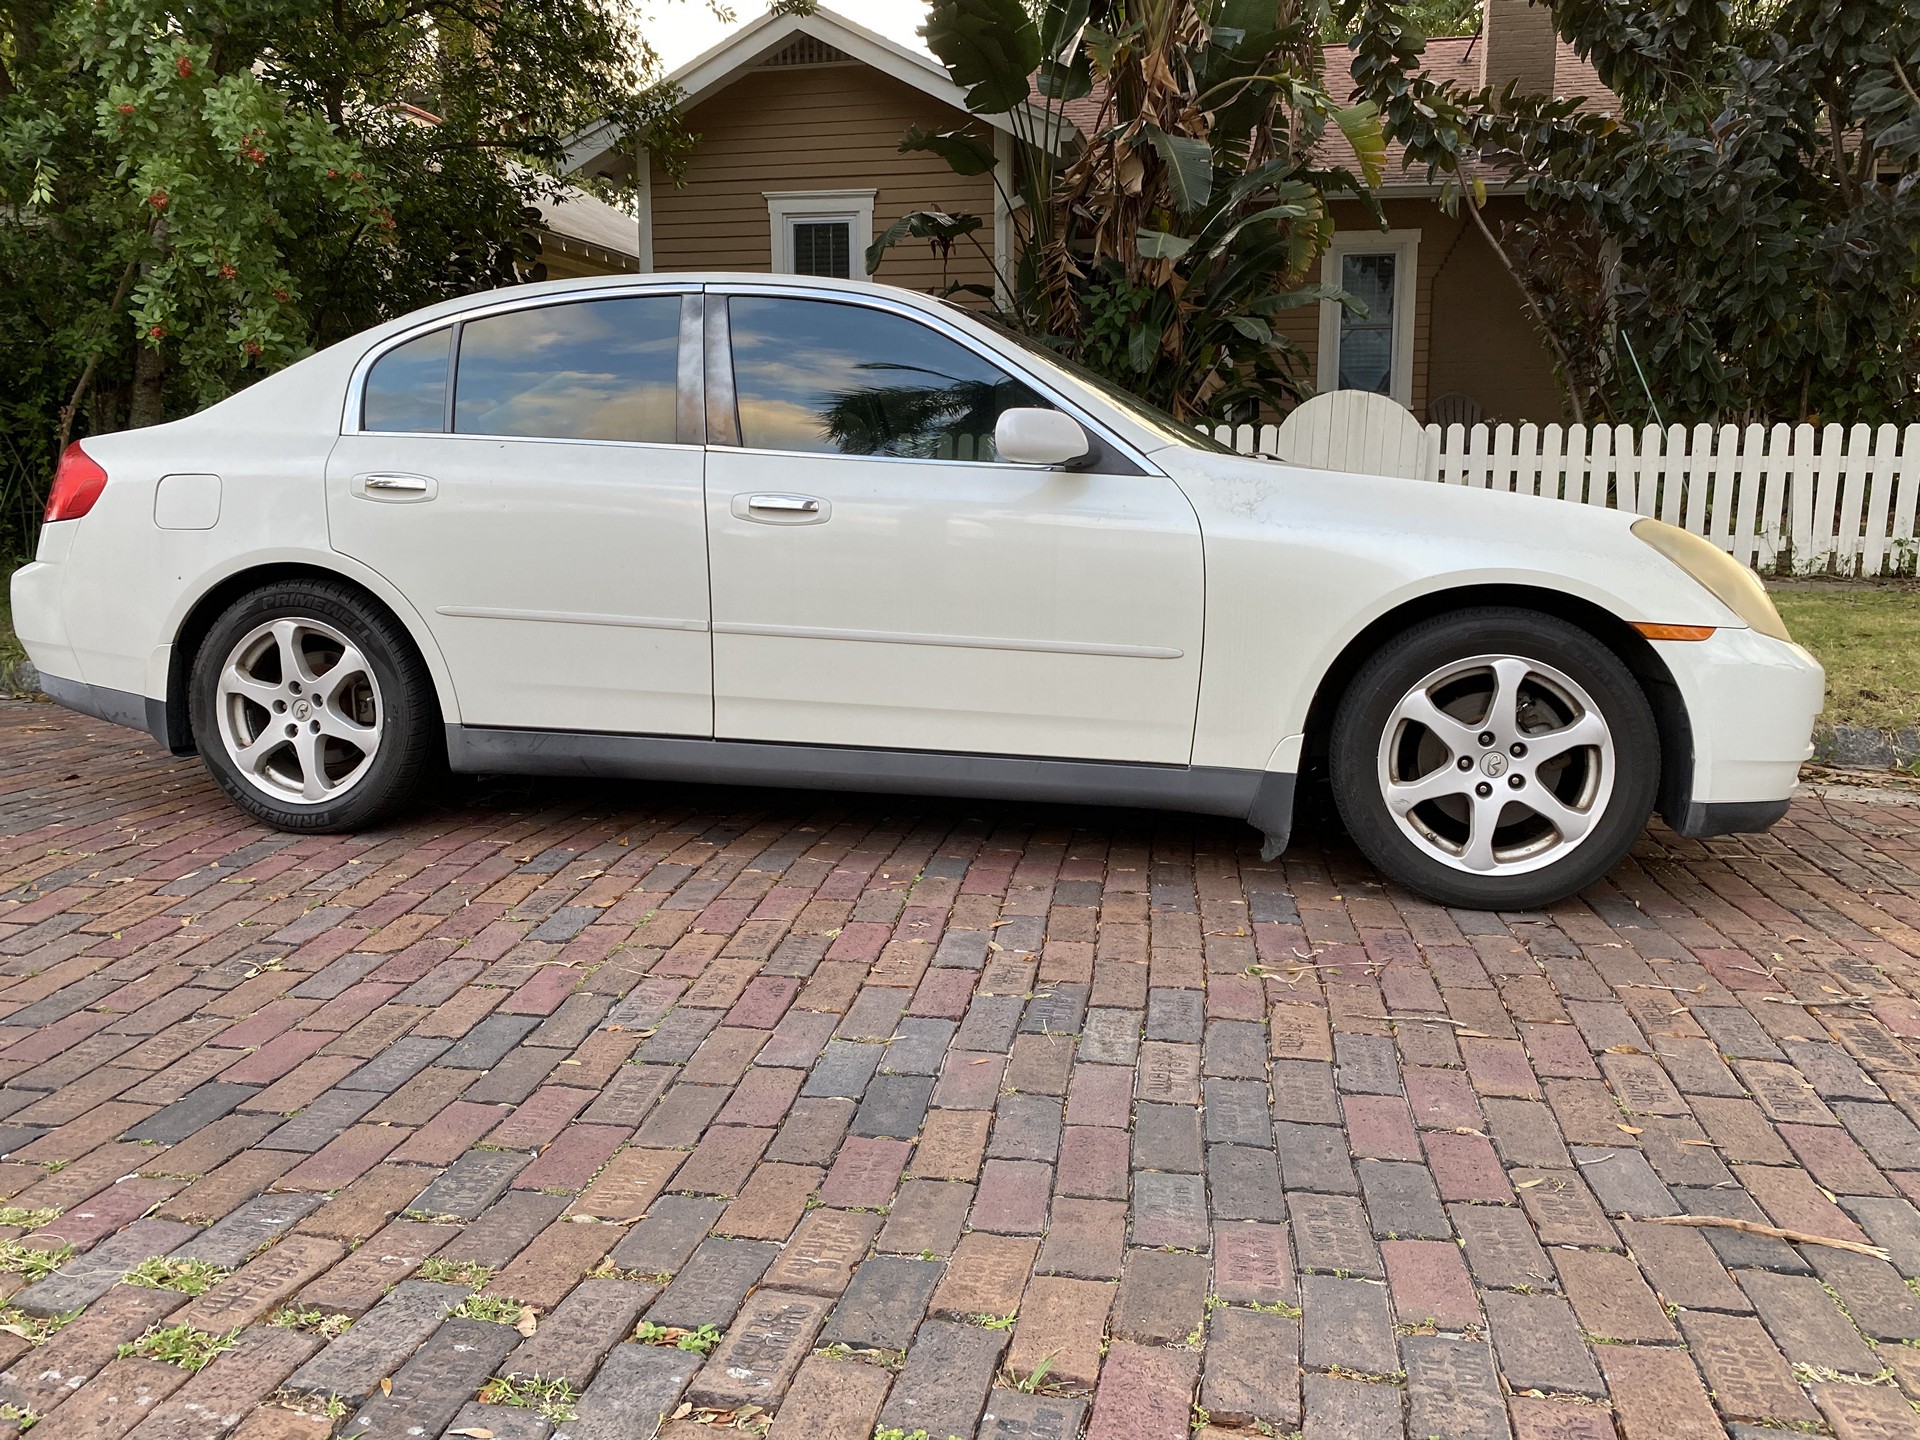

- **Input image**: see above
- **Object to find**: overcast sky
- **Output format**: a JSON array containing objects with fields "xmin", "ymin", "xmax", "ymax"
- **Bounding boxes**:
[{"xmin": 638, "ymin": 0, "xmax": 933, "ymax": 71}]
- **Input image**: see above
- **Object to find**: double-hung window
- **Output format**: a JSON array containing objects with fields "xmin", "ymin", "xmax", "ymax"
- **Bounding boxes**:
[{"xmin": 1318, "ymin": 230, "xmax": 1420, "ymax": 408}]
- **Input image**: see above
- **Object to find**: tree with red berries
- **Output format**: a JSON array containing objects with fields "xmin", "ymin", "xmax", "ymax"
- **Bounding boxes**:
[{"xmin": 0, "ymin": 0, "xmax": 691, "ymax": 552}]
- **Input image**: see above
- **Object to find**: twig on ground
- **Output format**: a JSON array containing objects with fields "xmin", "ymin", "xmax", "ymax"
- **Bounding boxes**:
[{"xmin": 1639, "ymin": 1214, "xmax": 1888, "ymax": 1259}]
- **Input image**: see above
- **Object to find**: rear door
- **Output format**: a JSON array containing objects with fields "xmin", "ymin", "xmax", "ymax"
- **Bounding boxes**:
[{"xmin": 326, "ymin": 288, "xmax": 712, "ymax": 735}]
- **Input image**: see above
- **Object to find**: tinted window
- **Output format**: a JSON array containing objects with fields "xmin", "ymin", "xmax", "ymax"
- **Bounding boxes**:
[
  {"xmin": 454, "ymin": 297, "xmax": 681, "ymax": 443},
  {"xmin": 363, "ymin": 327, "xmax": 450, "ymax": 432},
  {"xmin": 728, "ymin": 297, "xmax": 1047, "ymax": 460}
]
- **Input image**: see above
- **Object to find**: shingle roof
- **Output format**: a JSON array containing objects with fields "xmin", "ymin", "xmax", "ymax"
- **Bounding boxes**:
[{"xmin": 1314, "ymin": 34, "xmax": 1621, "ymax": 187}]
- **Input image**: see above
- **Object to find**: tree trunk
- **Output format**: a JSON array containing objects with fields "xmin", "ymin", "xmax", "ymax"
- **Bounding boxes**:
[{"xmin": 128, "ymin": 341, "xmax": 168, "ymax": 429}]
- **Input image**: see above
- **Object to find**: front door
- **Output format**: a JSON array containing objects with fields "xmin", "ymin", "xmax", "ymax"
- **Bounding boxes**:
[
  {"xmin": 703, "ymin": 292, "xmax": 1205, "ymax": 764},
  {"xmin": 326, "ymin": 291, "xmax": 712, "ymax": 736}
]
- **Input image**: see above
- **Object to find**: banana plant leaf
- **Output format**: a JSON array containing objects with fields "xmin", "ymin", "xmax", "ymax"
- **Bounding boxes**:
[{"xmin": 900, "ymin": 124, "xmax": 999, "ymax": 176}]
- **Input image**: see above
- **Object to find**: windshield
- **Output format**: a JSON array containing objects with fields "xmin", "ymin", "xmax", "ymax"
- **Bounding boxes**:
[{"xmin": 960, "ymin": 312, "xmax": 1237, "ymax": 454}]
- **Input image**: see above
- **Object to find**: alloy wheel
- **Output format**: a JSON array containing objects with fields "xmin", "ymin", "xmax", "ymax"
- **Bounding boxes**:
[
  {"xmin": 1375, "ymin": 653, "xmax": 1615, "ymax": 877},
  {"xmin": 214, "ymin": 617, "xmax": 383, "ymax": 805}
]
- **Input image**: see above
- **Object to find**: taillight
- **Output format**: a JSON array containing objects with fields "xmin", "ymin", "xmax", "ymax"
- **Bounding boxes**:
[{"xmin": 45, "ymin": 443, "xmax": 108, "ymax": 523}]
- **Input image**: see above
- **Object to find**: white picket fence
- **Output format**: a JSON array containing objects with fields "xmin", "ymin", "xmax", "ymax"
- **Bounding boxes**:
[{"xmin": 1211, "ymin": 418, "xmax": 1920, "ymax": 577}]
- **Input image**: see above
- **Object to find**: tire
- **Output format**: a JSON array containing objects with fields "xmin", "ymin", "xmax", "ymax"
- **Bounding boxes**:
[
  {"xmin": 1329, "ymin": 607, "xmax": 1658, "ymax": 910},
  {"xmin": 189, "ymin": 578, "xmax": 440, "ymax": 832}
]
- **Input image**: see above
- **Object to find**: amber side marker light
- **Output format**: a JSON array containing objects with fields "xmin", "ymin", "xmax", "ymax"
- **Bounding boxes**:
[{"xmin": 1631, "ymin": 623, "xmax": 1717, "ymax": 641}]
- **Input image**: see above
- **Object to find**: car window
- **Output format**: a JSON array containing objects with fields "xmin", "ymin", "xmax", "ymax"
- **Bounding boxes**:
[
  {"xmin": 453, "ymin": 297, "xmax": 681, "ymax": 443},
  {"xmin": 362, "ymin": 327, "xmax": 450, "ymax": 433},
  {"xmin": 727, "ymin": 296, "xmax": 1048, "ymax": 460}
]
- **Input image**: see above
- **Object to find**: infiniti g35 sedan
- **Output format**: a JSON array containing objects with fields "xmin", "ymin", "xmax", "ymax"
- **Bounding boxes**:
[{"xmin": 12, "ymin": 273, "xmax": 1823, "ymax": 909}]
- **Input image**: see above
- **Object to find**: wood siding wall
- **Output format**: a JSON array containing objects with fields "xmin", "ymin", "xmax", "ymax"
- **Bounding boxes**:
[
  {"xmin": 650, "ymin": 63, "xmax": 998, "ymax": 298},
  {"xmin": 1272, "ymin": 197, "xmax": 1565, "ymax": 423}
]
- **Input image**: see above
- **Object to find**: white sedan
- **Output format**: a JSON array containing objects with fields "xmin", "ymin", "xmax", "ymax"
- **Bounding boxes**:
[{"xmin": 11, "ymin": 274, "xmax": 1823, "ymax": 909}]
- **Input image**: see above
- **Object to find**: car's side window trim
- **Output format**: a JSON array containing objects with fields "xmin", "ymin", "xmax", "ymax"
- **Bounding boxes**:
[
  {"xmin": 707, "ymin": 285, "xmax": 1151, "ymax": 475},
  {"xmin": 703, "ymin": 294, "xmax": 740, "ymax": 447},
  {"xmin": 441, "ymin": 322, "xmax": 464, "ymax": 435},
  {"xmin": 676, "ymin": 295, "xmax": 706, "ymax": 447},
  {"xmin": 341, "ymin": 282, "xmax": 706, "ymax": 441}
]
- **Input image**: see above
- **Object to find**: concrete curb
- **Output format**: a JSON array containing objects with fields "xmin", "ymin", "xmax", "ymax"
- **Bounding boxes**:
[{"xmin": 1813, "ymin": 723, "xmax": 1920, "ymax": 771}]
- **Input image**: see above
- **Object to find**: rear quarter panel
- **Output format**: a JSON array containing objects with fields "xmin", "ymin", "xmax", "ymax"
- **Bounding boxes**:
[{"xmin": 52, "ymin": 344, "xmax": 460, "ymax": 720}]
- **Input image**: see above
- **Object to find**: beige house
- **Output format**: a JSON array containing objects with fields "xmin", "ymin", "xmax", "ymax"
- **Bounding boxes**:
[{"xmin": 567, "ymin": 3, "xmax": 1614, "ymax": 424}]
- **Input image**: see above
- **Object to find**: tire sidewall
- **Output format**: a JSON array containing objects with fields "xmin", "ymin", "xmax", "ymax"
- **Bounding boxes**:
[
  {"xmin": 190, "ymin": 582, "xmax": 434, "ymax": 832},
  {"xmin": 1330, "ymin": 609, "xmax": 1659, "ymax": 910}
]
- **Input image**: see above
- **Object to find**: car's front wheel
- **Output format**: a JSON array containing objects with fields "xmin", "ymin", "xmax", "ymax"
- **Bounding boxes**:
[
  {"xmin": 1330, "ymin": 608, "xmax": 1658, "ymax": 910},
  {"xmin": 190, "ymin": 579, "xmax": 439, "ymax": 831}
]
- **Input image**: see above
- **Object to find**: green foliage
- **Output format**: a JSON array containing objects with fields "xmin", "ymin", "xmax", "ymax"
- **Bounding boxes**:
[
  {"xmin": 634, "ymin": 1320, "xmax": 721, "ymax": 1353},
  {"xmin": 1335, "ymin": 0, "xmax": 1920, "ymax": 425},
  {"xmin": 0, "ymin": 1306, "xmax": 75, "ymax": 1344},
  {"xmin": 267, "ymin": 1305, "xmax": 354, "ymax": 1340},
  {"xmin": 480, "ymin": 1372, "xmax": 581, "ymax": 1423},
  {"xmin": 452, "ymin": 1292, "xmax": 525, "ymax": 1325},
  {"xmin": 125, "ymin": 1256, "xmax": 230, "ymax": 1296},
  {"xmin": 869, "ymin": 0, "xmax": 1383, "ymax": 421},
  {"xmin": 0, "ymin": 1209, "xmax": 61, "ymax": 1231},
  {"xmin": 0, "ymin": 0, "xmax": 692, "ymax": 561},
  {"xmin": 0, "ymin": 1242, "xmax": 72, "ymax": 1283},
  {"xmin": 418, "ymin": 1257, "xmax": 494, "ymax": 1287},
  {"xmin": 116, "ymin": 1323, "xmax": 239, "ymax": 1370}
]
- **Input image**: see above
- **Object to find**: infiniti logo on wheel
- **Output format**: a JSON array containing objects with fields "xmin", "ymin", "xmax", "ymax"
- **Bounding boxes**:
[{"xmin": 1480, "ymin": 751, "xmax": 1508, "ymax": 777}]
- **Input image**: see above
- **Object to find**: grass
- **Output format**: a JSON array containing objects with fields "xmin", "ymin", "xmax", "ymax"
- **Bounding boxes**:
[
  {"xmin": 267, "ymin": 1306, "xmax": 354, "ymax": 1340},
  {"xmin": 0, "ymin": 1243, "xmax": 71, "ymax": 1283},
  {"xmin": 116, "ymin": 1323, "xmax": 239, "ymax": 1371},
  {"xmin": 417, "ymin": 1257, "xmax": 493, "ymax": 1287},
  {"xmin": 479, "ymin": 1373, "xmax": 581, "ymax": 1423},
  {"xmin": 125, "ymin": 1257, "xmax": 229, "ymax": 1296},
  {"xmin": 451, "ymin": 1292, "xmax": 526, "ymax": 1325},
  {"xmin": 633, "ymin": 1320, "xmax": 721, "ymax": 1354},
  {"xmin": 1772, "ymin": 584, "xmax": 1920, "ymax": 732}
]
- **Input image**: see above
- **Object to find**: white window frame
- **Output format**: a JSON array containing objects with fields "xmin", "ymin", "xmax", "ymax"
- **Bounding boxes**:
[
  {"xmin": 1317, "ymin": 229, "xmax": 1420, "ymax": 408},
  {"xmin": 765, "ymin": 189, "xmax": 877, "ymax": 278}
]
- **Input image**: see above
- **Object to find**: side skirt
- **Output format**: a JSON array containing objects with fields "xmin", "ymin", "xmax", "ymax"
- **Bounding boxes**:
[{"xmin": 448, "ymin": 725, "xmax": 1296, "ymax": 854}]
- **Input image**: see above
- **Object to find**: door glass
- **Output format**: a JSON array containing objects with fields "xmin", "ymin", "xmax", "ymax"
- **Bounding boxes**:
[
  {"xmin": 790, "ymin": 220, "xmax": 852, "ymax": 278},
  {"xmin": 1338, "ymin": 252, "xmax": 1397, "ymax": 394},
  {"xmin": 727, "ymin": 296, "xmax": 1048, "ymax": 459},
  {"xmin": 362, "ymin": 327, "xmax": 450, "ymax": 432},
  {"xmin": 454, "ymin": 296, "xmax": 681, "ymax": 443}
]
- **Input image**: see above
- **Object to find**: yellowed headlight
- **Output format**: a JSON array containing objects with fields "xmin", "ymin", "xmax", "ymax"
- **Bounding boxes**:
[{"xmin": 1631, "ymin": 518, "xmax": 1791, "ymax": 643}]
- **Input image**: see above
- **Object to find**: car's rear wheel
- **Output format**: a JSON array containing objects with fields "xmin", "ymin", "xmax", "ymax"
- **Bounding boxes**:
[
  {"xmin": 1330, "ymin": 608, "xmax": 1658, "ymax": 910},
  {"xmin": 190, "ymin": 579, "xmax": 439, "ymax": 831}
]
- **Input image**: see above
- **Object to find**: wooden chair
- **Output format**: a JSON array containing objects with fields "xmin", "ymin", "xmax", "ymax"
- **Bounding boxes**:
[
  {"xmin": 1273, "ymin": 390, "xmax": 1430, "ymax": 479},
  {"xmin": 1426, "ymin": 391, "xmax": 1484, "ymax": 429}
]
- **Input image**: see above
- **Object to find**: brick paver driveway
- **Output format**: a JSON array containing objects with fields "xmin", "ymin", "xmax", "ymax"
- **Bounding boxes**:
[{"xmin": 2, "ymin": 702, "xmax": 1920, "ymax": 1440}]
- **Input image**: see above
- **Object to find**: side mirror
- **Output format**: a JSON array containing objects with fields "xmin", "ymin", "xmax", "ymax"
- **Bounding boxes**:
[{"xmin": 995, "ymin": 408, "xmax": 1091, "ymax": 467}]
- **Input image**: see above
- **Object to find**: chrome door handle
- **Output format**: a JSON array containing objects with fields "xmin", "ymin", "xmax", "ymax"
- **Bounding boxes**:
[
  {"xmin": 364, "ymin": 474, "xmax": 432, "ymax": 493},
  {"xmin": 747, "ymin": 494, "xmax": 821, "ymax": 513}
]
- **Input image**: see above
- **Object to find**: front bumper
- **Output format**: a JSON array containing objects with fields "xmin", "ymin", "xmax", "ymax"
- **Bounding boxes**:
[{"xmin": 1655, "ymin": 626, "xmax": 1823, "ymax": 835}]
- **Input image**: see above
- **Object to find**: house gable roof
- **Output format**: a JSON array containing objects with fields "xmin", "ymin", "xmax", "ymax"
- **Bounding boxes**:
[{"xmin": 566, "ymin": 5, "xmax": 1030, "ymax": 173}]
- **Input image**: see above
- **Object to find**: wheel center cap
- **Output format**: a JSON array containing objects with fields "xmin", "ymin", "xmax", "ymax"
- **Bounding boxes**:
[
  {"xmin": 1480, "ymin": 752, "xmax": 1508, "ymax": 778},
  {"xmin": 291, "ymin": 699, "xmax": 311, "ymax": 721}
]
